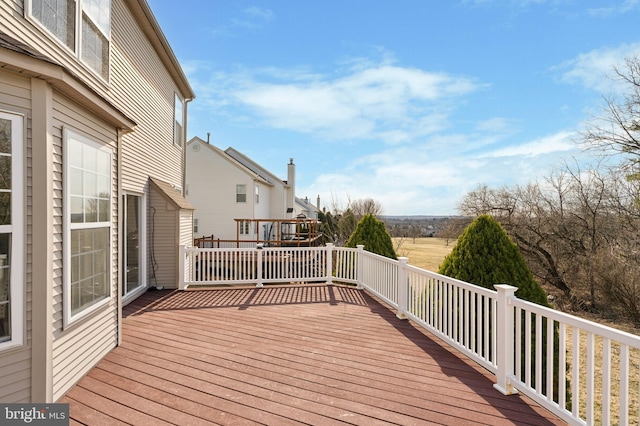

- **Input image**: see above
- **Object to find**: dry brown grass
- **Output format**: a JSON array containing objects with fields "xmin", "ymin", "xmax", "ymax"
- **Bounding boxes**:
[{"xmin": 393, "ymin": 237, "xmax": 454, "ymax": 272}]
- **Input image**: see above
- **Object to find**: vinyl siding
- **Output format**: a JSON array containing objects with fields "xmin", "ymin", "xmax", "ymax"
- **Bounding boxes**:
[
  {"xmin": 50, "ymin": 91, "xmax": 119, "ymax": 401},
  {"xmin": 187, "ymin": 142, "xmax": 258, "ymax": 240},
  {"xmin": 0, "ymin": 69, "xmax": 32, "ymax": 403},
  {"xmin": 179, "ymin": 209, "xmax": 193, "ymax": 247},
  {"xmin": 149, "ymin": 188, "xmax": 177, "ymax": 287},
  {"xmin": 1, "ymin": 0, "xmax": 186, "ymax": 193},
  {"xmin": 110, "ymin": 0, "xmax": 184, "ymax": 193}
]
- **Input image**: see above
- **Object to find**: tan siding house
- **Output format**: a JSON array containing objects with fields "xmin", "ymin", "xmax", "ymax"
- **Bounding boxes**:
[{"xmin": 0, "ymin": 0, "xmax": 194, "ymax": 403}]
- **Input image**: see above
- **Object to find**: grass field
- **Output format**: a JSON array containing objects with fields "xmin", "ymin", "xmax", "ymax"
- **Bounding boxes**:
[{"xmin": 393, "ymin": 237, "xmax": 454, "ymax": 271}]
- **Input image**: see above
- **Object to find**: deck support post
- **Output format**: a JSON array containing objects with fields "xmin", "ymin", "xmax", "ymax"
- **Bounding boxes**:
[
  {"xmin": 325, "ymin": 243, "xmax": 334, "ymax": 285},
  {"xmin": 256, "ymin": 244, "xmax": 264, "ymax": 287},
  {"xmin": 396, "ymin": 257, "xmax": 409, "ymax": 320},
  {"xmin": 179, "ymin": 245, "xmax": 187, "ymax": 290},
  {"xmin": 494, "ymin": 284, "xmax": 518, "ymax": 395}
]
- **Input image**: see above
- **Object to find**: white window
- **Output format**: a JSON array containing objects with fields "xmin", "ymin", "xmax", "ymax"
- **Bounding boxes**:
[
  {"xmin": 255, "ymin": 185, "xmax": 259, "ymax": 204},
  {"xmin": 174, "ymin": 94, "xmax": 184, "ymax": 147},
  {"xmin": 239, "ymin": 221, "xmax": 251, "ymax": 235},
  {"xmin": 64, "ymin": 129, "xmax": 112, "ymax": 325},
  {"xmin": 236, "ymin": 184, "xmax": 246, "ymax": 203},
  {"xmin": 0, "ymin": 111, "xmax": 24, "ymax": 350},
  {"xmin": 28, "ymin": 0, "xmax": 111, "ymax": 80}
]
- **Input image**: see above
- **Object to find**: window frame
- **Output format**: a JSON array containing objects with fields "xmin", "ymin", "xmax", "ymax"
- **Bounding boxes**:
[
  {"xmin": 26, "ymin": 0, "xmax": 112, "ymax": 82},
  {"xmin": 0, "ymin": 111, "xmax": 24, "ymax": 351},
  {"xmin": 63, "ymin": 128, "xmax": 113, "ymax": 327},
  {"xmin": 236, "ymin": 184, "xmax": 246, "ymax": 203}
]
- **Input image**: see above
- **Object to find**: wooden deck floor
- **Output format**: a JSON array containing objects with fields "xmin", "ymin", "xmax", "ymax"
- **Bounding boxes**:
[{"xmin": 60, "ymin": 284, "xmax": 565, "ymax": 425}]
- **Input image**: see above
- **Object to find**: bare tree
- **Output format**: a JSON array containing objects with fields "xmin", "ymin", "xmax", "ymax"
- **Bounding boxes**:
[{"xmin": 581, "ymin": 56, "xmax": 640, "ymax": 169}]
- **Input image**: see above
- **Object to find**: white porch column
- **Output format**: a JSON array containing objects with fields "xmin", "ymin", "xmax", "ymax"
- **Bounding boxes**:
[
  {"xmin": 325, "ymin": 243, "xmax": 334, "ymax": 285},
  {"xmin": 356, "ymin": 245, "xmax": 365, "ymax": 289},
  {"xmin": 494, "ymin": 284, "xmax": 519, "ymax": 395},
  {"xmin": 396, "ymin": 257, "xmax": 409, "ymax": 320},
  {"xmin": 256, "ymin": 245, "xmax": 264, "ymax": 287}
]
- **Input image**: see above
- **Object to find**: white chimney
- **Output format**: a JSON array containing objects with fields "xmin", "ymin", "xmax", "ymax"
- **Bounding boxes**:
[{"xmin": 287, "ymin": 158, "xmax": 295, "ymax": 218}]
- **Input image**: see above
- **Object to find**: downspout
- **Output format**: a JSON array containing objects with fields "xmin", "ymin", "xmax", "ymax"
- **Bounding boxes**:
[{"xmin": 116, "ymin": 128, "xmax": 124, "ymax": 346}]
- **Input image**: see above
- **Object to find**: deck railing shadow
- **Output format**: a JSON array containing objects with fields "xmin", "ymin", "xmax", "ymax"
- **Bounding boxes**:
[
  {"xmin": 179, "ymin": 243, "xmax": 640, "ymax": 426},
  {"xmin": 124, "ymin": 284, "xmax": 368, "ymax": 317}
]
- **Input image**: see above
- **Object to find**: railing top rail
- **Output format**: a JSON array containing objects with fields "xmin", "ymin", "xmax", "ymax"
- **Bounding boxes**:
[
  {"xmin": 359, "ymin": 249, "xmax": 400, "ymax": 264},
  {"xmin": 404, "ymin": 263, "xmax": 498, "ymax": 299},
  {"xmin": 510, "ymin": 295, "xmax": 640, "ymax": 348}
]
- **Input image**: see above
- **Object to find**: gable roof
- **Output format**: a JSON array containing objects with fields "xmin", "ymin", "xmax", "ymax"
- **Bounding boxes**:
[
  {"xmin": 224, "ymin": 147, "xmax": 288, "ymax": 188},
  {"xmin": 187, "ymin": 137, "xmax": 272, "ymax": 186}
]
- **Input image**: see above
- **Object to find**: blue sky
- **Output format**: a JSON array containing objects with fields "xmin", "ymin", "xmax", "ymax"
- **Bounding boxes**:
[{"xmin": 148, "ymin": 0, "xmax": 640, "ymax": 215}]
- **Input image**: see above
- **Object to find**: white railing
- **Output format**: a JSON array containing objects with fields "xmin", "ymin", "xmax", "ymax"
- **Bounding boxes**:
[{"xmin": 179, "ymin": 243, "xmax": 640, "ymax": 425}]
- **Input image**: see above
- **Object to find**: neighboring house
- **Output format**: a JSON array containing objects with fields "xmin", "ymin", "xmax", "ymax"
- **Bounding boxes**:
[
  {"xmin": 295, "ymin": 196, "xmax": 320, "ymax": 220},
  {"xmin": 0, "ymin": 0, "xmax": 194, "ymax": 403},
  {"xmin": 187, "ymin": 137, "xmax": 299, "ymax": 241}
]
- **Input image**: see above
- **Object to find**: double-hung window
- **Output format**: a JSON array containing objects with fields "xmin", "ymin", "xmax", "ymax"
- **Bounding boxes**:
[
  {"xmin": 0, "ymin": 111, "xmax": 24, "ymax": 350},
  {"xmin": 65, "ymin": 129, "xmax": 112, "ymax": 325},
  {"xmin": 174, "ymin": 94, "xmax": 184, "ymax": 147},
  {"xmin": 236, "ymin": 184, "xmax": 246, "ymax": 203},
  {"xmin": 28, "ymin": 0, "xmax": 111, "ymax": 80}
]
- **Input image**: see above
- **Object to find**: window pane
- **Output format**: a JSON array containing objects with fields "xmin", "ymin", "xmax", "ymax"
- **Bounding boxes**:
[
  {"xmin": 70, "ymin": 196, "xmax": 84, "ymax": 223},
  {"xmin": 0, "ymin": 234, "xmax": 11, "ymax": 343},
  {"xmin": 0, "ymin": 119, "xmax": 11, "ymax": 154},
  {"xmin": 82, "ymin": 0, "xmax": 110, "ymax": 35},
  {"xmin": 70, "ymin": 167, "xmax": 83, "ymax": 196},
  {"xmin": 81, "ymin": 14, "xmax": 109, "ymax": 80},
  {"xmin": 0, "ymin": 193, "xmax": 10, "ymax": 226},
  {"xmin": 98, "ymin": 199, "xmax": 109, "ymax": 222},
  {"xmin": 31, "ymin": 0, "xmax": 76, "ymax": 50},
  {"xmin": 70, "ymin": 228, "xmax": 109, "ymax": 316},
  {"xmin": 0, "ymin": 156, "xmax": 11, "ymax": 190},
  {"xmin": 96, "ymin": 149, "xmax": 110, "ymax": 176}
]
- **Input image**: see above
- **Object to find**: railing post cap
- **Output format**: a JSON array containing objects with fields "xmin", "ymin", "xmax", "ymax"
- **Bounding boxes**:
[
  {"xmin": 325, "ymin": 242, "xmax": 334, "ymax": 247},
  {"xmin": 357, "ymin": 244, "xmax": 364, "ymax": 250},
  {"xmin": 398, "ymin": 257, "xmax": 409, "ymax": 264},
  {"xmin": 494, "ymin": 284, "xmax": 518, "ymax": 293}
]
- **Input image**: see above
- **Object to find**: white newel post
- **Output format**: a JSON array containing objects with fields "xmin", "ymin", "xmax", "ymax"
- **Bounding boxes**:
[
  {"xmin": 396, "ymin": 257, "xmax": 409, "ymax": 320},
  {"xmin": 325, "ymin": 243, "xmax": 334, "ymax": 285},
  {"xmin": 356, "ymin": 245, "xmax": 364, "ymax": 289},
  {"xmin": 256, "ymin": 244, "xmax": 264, "ymax": 287},
  {"xmin": 493, "ymin": 284, "xmax": 518, "ymax": 395},
  {"xmin": 179, "ymin": 245, "xmax": 187, "ymax": 290}
]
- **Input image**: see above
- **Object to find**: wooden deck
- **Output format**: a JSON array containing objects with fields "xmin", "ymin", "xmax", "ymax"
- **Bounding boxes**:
[{"xmin": 60, "ymin": 284, "xmax": 565, "ymax": 425}]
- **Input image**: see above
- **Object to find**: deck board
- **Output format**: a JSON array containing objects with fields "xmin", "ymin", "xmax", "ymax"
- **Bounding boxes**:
[{"xmin": 60, "ymin": 285, "xmax": 566, "ymax": 425}]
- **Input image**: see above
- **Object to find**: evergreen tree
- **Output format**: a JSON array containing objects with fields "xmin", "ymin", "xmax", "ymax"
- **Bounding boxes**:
[
  {"xmin": 346, "ymin": 214, "xmax": 397, "ymax": 260},
  {"xmin": 439, "ymin": 215, "xmax": 569, "ymax": 405},
  {"xmin": 439, "ymin": 214, "xmax": 548, "ymax": 306}
]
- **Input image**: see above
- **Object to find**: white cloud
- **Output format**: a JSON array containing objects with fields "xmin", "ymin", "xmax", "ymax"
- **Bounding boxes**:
[
  {"xmin": 554, "ymin": 43, "xmax": 640, "ymax": 93},
  {"xmin": 296, "ymin": 128, "xmax": 582, "ymax": 215},
  {"xmin": 232, "ymin": 64, "xmax": 481, "ymax": 143},
  {"xmin": 481, "ymin": 131, "xmax": 576, "ymax": 158},
  {"xmin": 588, "ymin": 0, "xmax": 640, "ymax": 17}
]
